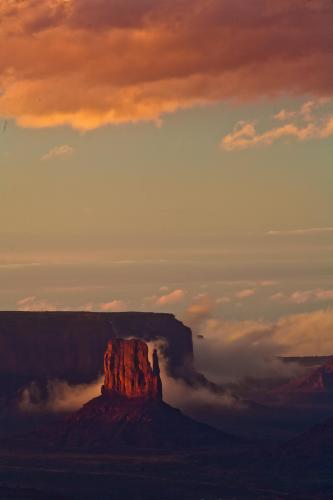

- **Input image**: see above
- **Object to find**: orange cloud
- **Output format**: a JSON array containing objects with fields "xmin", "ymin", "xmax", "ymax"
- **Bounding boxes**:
[
  {"xmin": 17, "ymin": 296, "xmax": 57, "ymax": 311},
  {"xmin": 1, "ymin": 0, "xmax": 332, "ymax": 129},
  {"xmin": 221, "ymin": 100, "xmax": 333, "ymax": 150},
  {"xmin": 156, "ymin": 289, "xmax": 185, "ymax": 306},
  {"xmin": 235, "ymin": 288, "xmax": 255, "ymax": 299},
  {"xmin": 99, "ymin": 300, "xmax": 127, "ymax": 312},
  {"xmin": 271, "ymin": 289, "xmax": 333, "ymax": 305}
]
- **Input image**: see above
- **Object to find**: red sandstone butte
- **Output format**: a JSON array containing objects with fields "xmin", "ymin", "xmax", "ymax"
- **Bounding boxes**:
[
  {"xmin": 29, "ymin": 338, "xmax": 228, "ymax": 449},
  {"xmin": 101, "ymin": 339, "xmax": 162, "ymax": 400}
]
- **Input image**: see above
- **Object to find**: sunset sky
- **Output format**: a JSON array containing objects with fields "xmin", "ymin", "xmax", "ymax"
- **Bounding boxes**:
[{"xmin": 1, "ymin": 0, "xmax": 333, "ymax": 358}]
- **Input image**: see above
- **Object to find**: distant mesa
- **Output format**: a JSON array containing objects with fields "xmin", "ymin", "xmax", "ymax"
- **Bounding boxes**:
[
  {"xmin": 32, "ymin": 338, "xmax": 233, "ymax": 450},
  {"xmin": 255, "ymin": 356, "xmax": 333, "ymax": 410},
  {"xmin": 275, "ymin": 356, "xmax": 333, "ymax": 395}
]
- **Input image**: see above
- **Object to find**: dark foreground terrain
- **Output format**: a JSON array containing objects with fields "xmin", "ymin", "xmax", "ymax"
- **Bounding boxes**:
[{"xmin": 0, "ymin": 443, "xmax": 332, "ymax": 500}]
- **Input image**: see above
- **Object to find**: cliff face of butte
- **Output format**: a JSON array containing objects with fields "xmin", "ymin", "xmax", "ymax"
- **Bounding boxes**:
[
  {"xmin": 102, "ymin": 339, "xmax": 162, "ymax": 401},
  {"xmin": 35, "ymin": 339, "xmax": 229, "ymax": 449}
]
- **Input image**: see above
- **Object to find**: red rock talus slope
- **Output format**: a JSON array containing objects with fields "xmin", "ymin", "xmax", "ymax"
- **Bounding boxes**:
[{"xmin": 47, "ymin": 396, "xmax": 231, "ymax": 449}]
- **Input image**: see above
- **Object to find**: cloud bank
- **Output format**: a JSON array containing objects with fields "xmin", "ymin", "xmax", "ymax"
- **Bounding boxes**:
[
  {"xmin": 1, "ymin": 0, "xmax": 333, "ymax": 129},
  {"xmin": 271, "ymin": 289, "xmax": 333, "ymax": 305},
  {"xmin": 183, "ymin": 294, "xmax": 333, "ymax": 384},
  {"xmin": 16, "ymin": 296, "xmax": 128, "ymax": 312}
]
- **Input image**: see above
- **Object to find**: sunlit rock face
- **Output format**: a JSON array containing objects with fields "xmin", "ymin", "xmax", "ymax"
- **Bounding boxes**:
[{"xmin": 102, "ymin": 339, "xmax": 162, "ymax": 401}]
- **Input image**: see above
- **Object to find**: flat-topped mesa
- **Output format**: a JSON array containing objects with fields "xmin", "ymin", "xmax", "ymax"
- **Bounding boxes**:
[{"xmin": 101, "ymin": 339, "xmax": 162, "ymax": 401}]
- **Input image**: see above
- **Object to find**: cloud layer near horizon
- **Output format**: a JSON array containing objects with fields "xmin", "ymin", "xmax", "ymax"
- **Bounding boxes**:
[{"xmin": 1, "ymin": 0, "xmax": 333, "ymax": 129}]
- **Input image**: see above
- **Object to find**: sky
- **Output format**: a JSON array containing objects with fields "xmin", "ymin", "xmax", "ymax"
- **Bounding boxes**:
[{"xmin": 1, "ymin": 0, "xmax": 333, "ymax": 361}]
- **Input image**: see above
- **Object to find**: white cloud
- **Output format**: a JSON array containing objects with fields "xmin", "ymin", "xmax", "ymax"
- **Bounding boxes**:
[{"xmin": 41, "ymin": 144, "xmax": 74, "ymax": 161}]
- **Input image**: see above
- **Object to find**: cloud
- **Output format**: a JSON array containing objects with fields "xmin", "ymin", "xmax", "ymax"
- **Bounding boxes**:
[
  {"xmin": 19, "ymin": 376, "xmax": 103, "ymax": 413},
  {"xmin": 267, "ymin": 227, "xmax": 333, "ymax": 236},
  {"xmin": 184, "ymin": 294, "xmax": 216, "ymax": 333},
  {"xmin": 221, "ymin": 112, "xmax": 333, "ymax": 151},
  {"xmin": 1, "ymin": 0, "xmax": 333, "ymax": 130},
  {"xmin": 162, "ymin": 365, "xmax": 244, "ymax": 411},
  {"xmin": 41, "ymin": 144, "xmax": 74, "ymax": 161},
  {"xmin": 193, "ymin": 318, "xmax": 297, "ymax": 384},
  {"xmin": 270, "ymin": 292, "xmax": 285, "ymax": 302},
  {"xmin": 273, "ymin": 309, "xmax": 333, "ymax": 356},
  {"xmin": 16, "ymin": 296, "xmax": 128, "ymax": 312},
  {"xmin": 0, "ymin": 262, "xmax": 42, "ymax": 270},
  {"xmin": 235, "ymin": 288, "xmax": 255, "ymax": 299},
  {"xmin": 17, "ymin": 295, "xmax": 57, "ymax": 311},
  {"xmin": 257, "ymin": 280, "xmax": 277, "ymax": 287},
  {"xmin": 182, "ymin": 293, "xmax": 333, "ymax": 384},
  {"xmin": 273, "ymin": 98, "xmax": 329, "ymax": 122},
  {"xmin": 156, "ymin": 288, "xmax": 185, "ymax": 306},
  {"xmin": 147, "ymin": 340, "xmax": 244, "ymax": 413},
  {"xmin": 216, "ymin": 296, "xmax": 231, "ymax": 304},
  {"xmin": 192, "ymin": 308, "xmax": 333, "ymax": 384},
  {"xmin": 273, "ymin": 109, "xmax": 297, "ymax": 121},
  {"xmin": 271, "ymin": 289, "xmax": 333, "ymax": 304},
  {"xmin": 99, "ymin": 299, "xmax": 127, "ymax": 312}
]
